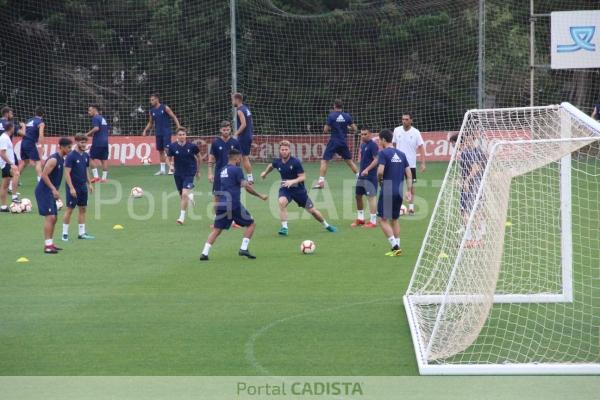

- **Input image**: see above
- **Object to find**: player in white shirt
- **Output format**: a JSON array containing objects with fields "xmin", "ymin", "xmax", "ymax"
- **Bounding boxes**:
[
  {"xmin": 0, "ymin": 122, "xmax": 21, "ymax": 211},
  {"xmin": 392, "ymin": 113, "xmax": 426, "ymax": 215}
]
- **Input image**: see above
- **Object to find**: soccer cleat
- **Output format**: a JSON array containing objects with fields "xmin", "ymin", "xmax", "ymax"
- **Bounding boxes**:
[
  {"xmin": 238, "ymin": 249, "xmax": 256, "ymax": 259},
  {"xmin": 312, "ymin": 181, "xmax": 325, "ymax": 189},
  {"xmin": 385, "ymin": 245, "xmax": 402, "ymax": 256},
  {"xmin": 408, "ymin": 208, "xmax": 415, "ymax": 215},
  {"xmin": 78, "ymin": 233, "xmax": 95, "ymax": 240},
  {"xmin": 278, "ymin": 227, "xmax": 289, "ymax": 236},
  {"xmin": 12, "ymin": 195, "xmax": 21, "ymax": 204},
  {"xmin": 326, "ymin": 225, "xmax": 337, "ymax": 233},
  {"xmin": 350, "ymin": 219, "xmax": 365, "ymax": 227},
  {"xmin": 363, "ymin": 222, "xmax": 377, "ymax": 228},
  {"xmin": 199, "ymin": 254, "xmax": 209, "ymax": 261},
  {"xmin": 51, "ymin": 245, "xmax": 63, "ymax": 251},
  {"xmin": 0, "ymin": 207, "xmax": 9, "ymax": 213},
  {"xmin": 176, "ymin": 219, "xmax": 184, "ymax": 225},
  {"xmin": 62, "ymin": 234, "xmax": 69, "ymax": 242},
  {"xmin": 90, "ymin": 177, "xmax": 101, "ymax": 183},
  {"xmin": 154, "ymin": 170, "xmax": 166, "ymax": 176},
  {"xmin": 44, "ymin": 246, "xmax": 58, "ymax": 254},
  {"xmin": 168, "ymin": 168, "xmax": 174, "ymax": 175}
]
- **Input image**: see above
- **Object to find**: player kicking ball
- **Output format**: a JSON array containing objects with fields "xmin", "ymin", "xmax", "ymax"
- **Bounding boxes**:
[
  {"xmin": 261, "ymin": 140, "xmax": 337, "ymax": 236},
  {"xmin": 167, "ymin": 127, "xmax": 200, "ymax": 225},
  {"xmin": 35, "ymin": 138, "xmax": 72, "ymax": 254},
  {"xmin": 352, "ymin": 128, "xmax": 379, "ymax": 228},
  {"xmin": 62, "ymin": 133, "xmax": 95, "ymax": 241},
  {"xmin": 377, "ymin": 130, "xmax": 412, "ymax": 257},
  {"xmin": 200, "ymin": 149, "xmax": 268, "ymax": 261}
]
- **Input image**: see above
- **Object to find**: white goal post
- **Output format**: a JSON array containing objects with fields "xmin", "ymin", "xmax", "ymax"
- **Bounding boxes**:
[{"xmin": 404, "ymin": 102, "xmax": 600, "ymax": 375}]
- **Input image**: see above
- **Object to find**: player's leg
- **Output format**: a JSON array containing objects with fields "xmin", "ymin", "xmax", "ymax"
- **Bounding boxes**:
[
  {"xmin": 408, "ymin": 168, "xmax": 417, "ymax": 214},
  {"xmin": 339, "ymin": 144, "xmax": 358, "ymax": 174},
  {"xmin": 0, "ymin": 174, "xmax": 9, "ymax": 211},
  {"xmin": 234, "ymin": 206, "xmax": 257, "ymax": 258},
  {"xmin": 278, "ymin": 196, "xmax": 290, "ymax": 235},
  {"xmin": 155, "ymin": 134, "xmax": 167, "ymax": 175},
  {"xmin": 378, "ymin": 194, "xmax": 401, "ymax": 255},
  {"xmin": 34, "ymin": 160, "xmax": 42, "ymax": 182},
  {"xmin": 352, "ymin": 180, "xmax": 366, "ymax": 227},
  {"xmin": 9, "ymin": 167, "xmax": 20, "ymax": 203},
  {"xmin": 302, "ymin": 195, "xmax": 336, "ymax": 232},
  {"xmin": 241, "ymin": 155, "xmax": 253, "ymax": 183},
  {"xmin": 315, "ymin": 141, "xmax": 335, "ymax": 189},
  {"xmin": 178, "ymin": 188, "xmax": 190, "ymax": 225},
  {"xmin": 365, "ymin": 194, "xmax": 378, "ymax": 227},
  {"xmin": 200, "ymin": 227, "xmax": 223, "ymax": 260},
  {"xmin": 43, "ymin": 215, "xmax": 61, "ymax": 253},
  {"xmin": 100, "ymin": 159, "xmax": 109, "ymax": 182},
  {"xmin": 62, "ymin": 205, "xmax": 73, "ymax": 241},
  {"xmin": 77, "ymin": 206, "xmax": 94, "ymax": 239}
]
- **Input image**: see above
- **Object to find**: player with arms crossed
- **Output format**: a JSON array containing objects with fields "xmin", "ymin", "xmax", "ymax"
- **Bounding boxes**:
[
  {"xmin": 143, "ymin": 93, "xmax": 181, "ymax": 175},
  {"xmin": 86, "ymin": 105, "xmax": 110, "ymax": 183},
  {"xmin": 392, "ymin": 113, "xmax": 426, "ymax": 215},
  {"xmin": 314, "ymin": 99, "xmax": 358, "ymax": 189},
  {"xmin": 19, "ymin": 107, "xmax": 46, "ymax": 184},
  {"xmin": 0, "ymin": 122, "xmax": 20, "ymax": 212},
  {"xmin": 200, "ymin": 149, "xmax": 268, "ymax": 261},
  {"xmin": 208, "ymin": 120, "xmax": 241, "ymax": 198},
  {"xmin": 260, "ymin": 140, "xmax": 337, "ymax": 236},
  {"xmin": 168, "ymin": 127, "xmax": 200, "ymax": 225},
  {"xmin": 352, "ymin": 128, "xmax": 379, "ymax": 228},
  {"xmin": 62, "ymin": 133, "xmax": 95, "ymax": 241},
  {"xmin": 377, "ymin": 129, "xmax": 412, "ymax": 256},
  {"xmin": 35, "ymin": 138, "xmax": 72, "ymax": 254},
  {"xmin": 231, "ymin": 93, "xmax": 254, "ymax": 183}
]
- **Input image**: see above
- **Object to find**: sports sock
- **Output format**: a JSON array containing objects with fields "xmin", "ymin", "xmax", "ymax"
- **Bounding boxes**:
[
  {"xmin": 388, "ymin": 236, "xmax": 396, "ymax": 247},
  {"xmin": 79, "ymin": 224, "xmax": 85, "ymax": 236},
  {"xmin": 179, "ymin": 210, "xmax": 186, "ymax": 221},
  {"xmin": 44, "ymin": 239, "xmax": 53, "ymax": 247},
  {"xmin": 101, "ymin": 170, "xmax": 108, "ymax": 180},
  {"xmin": 281, "ymin": 221, "xmax": 288, "ymax": 229},
  {"xmin": 357, "ymin": 210, "xmax": 364, "ymax": 220},
  {"xmin": 62, "ymin": 224, "xmax": 69, "ymax": 235},
  {"xmin": 370, "ymin": 213, "xmax": 377, "ymax": 224},
  {"xmin": 160, "ymin": 163, "xmax": 166, "ymax": 173},
  {"xmin": 92, "ymin": 168, "xmax": 99, "ymax": 179},
  {"xmin": 318, "ymin": 176, "xmax": 325, "ymax": 182},
  {"xmin": 202, "ymin": 242, "xmax": 212, "ymax": 256},
  {"xmin": 247, "ymin": 174, "xmax": 254, "ymax": 181},
  {"xmin": 395, "ymin": 237, "xmax": 401, "ymax": 247},
  {"xmin": 409, "ymin": 203, "xmax": 415, "ymax": 211},
  {"xmin": 241, "ymin": 237, "xmax": 250, "ymax": 251},
  {"xmin": 321, "ymin": 220, "xmax": 330, "ymax": 228}
]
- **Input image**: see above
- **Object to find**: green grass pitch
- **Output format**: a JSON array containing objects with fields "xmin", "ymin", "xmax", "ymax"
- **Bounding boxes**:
[{"xmin": 0, "ymin": 162, "xmax": 448, "ymax": 375}]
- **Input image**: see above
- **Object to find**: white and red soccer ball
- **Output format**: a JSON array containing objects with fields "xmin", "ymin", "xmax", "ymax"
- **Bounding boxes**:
[
  {"xmin": 131, "ymin": 186, "xmax": 144, "ymax": 198},
  {"xmin": 141, "ymin": 156, "xmax": 152, "ymax": 165},
  {"xmin": 300, "ymin": 240, "xmax": 316, "ymax": 254}
]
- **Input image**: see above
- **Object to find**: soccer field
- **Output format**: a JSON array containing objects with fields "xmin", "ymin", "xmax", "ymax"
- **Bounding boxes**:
[{"xmin": 0, "ymin": 162, "xmax": 448, "ymax": 376}]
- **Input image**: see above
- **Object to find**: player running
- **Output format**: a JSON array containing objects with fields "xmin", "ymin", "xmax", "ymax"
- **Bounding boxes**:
[
  {"xmin": 35, "ymin": 137, "xmax": 72, "ymax": 254},
  {"xmin": 392, "ymin": 113, "xmax": 426, "ymax": 215},
  {"xmin": 260, "ymin": 140, "xmax": 337, "ymax": 236},
  {"xmin": 352, "ymin": 128, "xmax": 379, "ymax": 228},
  {"xmin": 208, "ymin": 120, "xmax": 241, "ymax": 198},
  {"xmin": 0, "ymin": 122, "xmax": 20, "ymax": 212},
  {"xmin": 62, "ymin": 133, "xmax": 95, "ymax": 241},
  {"xmin": 19, "ymin": 107, "xmax": 46, "ymax": 184},
  {"xmin": 86, "ymin": 105, "xmax": 110, "ymax": 183},
  {"xmin": 377, "ymin": 130, "xmax": 412, "ymax": 256},
  {"xmin": 314, "ymin": 99, "xmax": 358, "ymax": 189},
  {"xmin": 200, "ymin": 149, "xmax": 268, "ymax": 261},
  {"xmin": 231, "ymin": 93, "xmax": 254, "ymax": 183},
  {"xmin": 142, "ymin": 93, "xmax": 181, "ymax": 175},
  {"xmin": 167, "ymin": 127, "xmax": 200, "ymax": 225}
]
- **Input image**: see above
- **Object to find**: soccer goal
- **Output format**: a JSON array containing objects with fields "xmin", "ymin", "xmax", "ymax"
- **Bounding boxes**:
[{"xmin": 404, "ymin": 102, "xmax": 600, "ymax": 375}]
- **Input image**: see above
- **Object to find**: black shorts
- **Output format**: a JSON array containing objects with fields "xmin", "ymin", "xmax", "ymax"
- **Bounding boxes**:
[{"xmin": 1, "ymin": 164, "xmax": 12, "ymax": 178}]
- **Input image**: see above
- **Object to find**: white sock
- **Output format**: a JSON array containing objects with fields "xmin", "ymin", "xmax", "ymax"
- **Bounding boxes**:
[
  {"xmin": 179, "ymin": 210, "xmax": 186, "ymax": 221},
  {"xmin": 282, "ymin": 221, "xmax": 288, "ymax": 229},
  {"xmin": 160, "ymin": 163, "xmax": 166, "ymax": 173},
  {"xmin": 247, "ymin": 174, "xmax": 254, "ymax": 182},
  {"xmin": 241, "ymin": 237, "xmax": 250, "ymax": 251},
  {"xmin": 12, "ymin": 194, "xmax": 18, "ymax": 201},
  {"xmin": 409, "ymin": 203, "xmax": 415, "ymax": 210},
  {"xmin": 102, "ymin": 171, "xmax": 108, "ymax": 180},
  {"xmin": 357, "ymin": 210, "xmax": 365, "ymax": 221},
  {"xmin": 318, "ymin": 176, "xmax": 325, "ymax": 182},
  {"xmin": 370, "ymin": 213, "xmax": 377, "ymax": 224},
  {"xmin": 44, "ymin": 239, "xmax": 53, "ymax": 246},
  {"xmin": 92, "ymin": 168, "xmax": 99, "ymax": 178},
  {"xmin": 321, "ymin": 220, "xmax": 330, "ymax": 228},
  {"xmin": 0, "ymin": 205, "xmax": 7, "ymax": 209},
  {"xmin": 188, "ymin": 193, "xmax": 194, "ymax": 203},
  {"xmin": 395, "ymin": 237, "xmax": 401, "ymax": 247},
  {"xmin": 62, "ymin": 224, "xmax": 69, "ymax": 235},
  {"xmin": 388, "ymin": 236, "xmax": 396, "ymax": 247},
  {"xmin": 79, "ymin": 224, "xmax": 85, "ymax": 236},
  {"xmin": 37, "ymin": 176, "xmax": 41, "ymax": 182},
  {"xmin": 202, "ymin": 242, "xmax": 211, "ymax": 256}
]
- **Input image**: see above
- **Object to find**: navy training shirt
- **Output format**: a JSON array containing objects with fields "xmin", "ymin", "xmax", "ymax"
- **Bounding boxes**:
[
  {"xmin": 378, "ymin": 147, "xmax": 408, "ymax": 196},
  {"xmin": 65, "ymin": 149, "xmax": 90, "ymax": 187},
  {"xmin": 168, "ymin": 141, "xmax": 200, "ymax": 176},
  {"xmin": 272, "ymin": 156, "xmax": 305, "ymax": 191}
]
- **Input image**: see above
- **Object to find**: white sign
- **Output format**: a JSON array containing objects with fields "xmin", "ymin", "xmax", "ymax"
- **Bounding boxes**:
[{"xmin": 551, "ymin": 10, "xmax": 600, "ymax": 69}]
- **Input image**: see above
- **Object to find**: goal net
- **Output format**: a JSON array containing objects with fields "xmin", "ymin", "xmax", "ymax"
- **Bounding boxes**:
[{"xmin": 404, "ymin": 102, "xmax": 600, "ymax": 374}]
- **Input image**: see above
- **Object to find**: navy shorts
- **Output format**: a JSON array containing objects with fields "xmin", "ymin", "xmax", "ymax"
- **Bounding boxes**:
[
  {"xmin": 377, "ymin": 193, "xmax": 403, "ymax": 220},
  {"xmin": 90, "ymin": 146, "xmax": 109, "ymax": 160},
  {"xmin": 66, "ymin": 185, "xmax": 88, "ymax": 208},
  {"xmin": 156, "ymin": 133, "xmax": 172, "ymax": 152},
  {"xmin": 323, "ymin": 140, "xmax": 352, "ymax": 161},
  {"xmin": 2, "ymin": 164, "xmax": 12, "ymax": 178},
  {"xmin": 214, "ymin": 205, "xmax": 254, "ymax": 230},
  {"xmin": 279, "ymin": 187, "xmax": 313, "ymax": 209},
  {"xmin": 174, "ymin": 175, "xmax": 195, "ymax": 194},
  {"xmin": 20, "ymin": 139, "xmax": 40, "ymax": 161},
  {"xmin": 355, "ymin": 177, "xmax": 378, "ymax": 196},
  {"xmin": 238, "ymin": 134, "xmax": 252, "ymax": 156},
  {"xmin": 35, "ymin": 188, "xmax": 57, "ymax": 216}
]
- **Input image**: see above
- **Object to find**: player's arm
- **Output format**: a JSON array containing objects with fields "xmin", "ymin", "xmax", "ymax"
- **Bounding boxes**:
[
  {"xmin": 165, "ymin": 106, "xmax": 181, "ymax": 130},
  {"xmin": 142, "ymin": 113, "xmax": 153, "ymax": 136},
  {"xmin": 323, "ymin": 124, "xmax": 331, "ymax": 134},
  {"xmin": 41, "ymin": 158, "xmax": 60, "ymax": 199},
  {"xmin": 349, "ymin": 123, "xmax": 358, "ymax": 135},
  {"xmin": 86, "ymin": 163, "xmax": 94, "ymax": 193},
  {"xmin": 242, "ymin": 180, "xmax": 268, "ymax": 201},
  {"xmin": 15, "ymin": 122, "xmax": 25, "ymax": 137},
  {"xmin": 282, "ymin": 171, "xmax": 305, "ymax": 188},
  {"xmin": 405, "ymin": 166, "xmax": 413, "ymax": 199},
  {"xmin": 362, "ymin": 157, "xmax": 379, "ymax": 176},
  {"xmin": 207, "ymin": 154, "xmax": 215, "ymax": 182},
  {"xmin": 235, "ymin": 110, "xmax": 246, "ymax": 137},
  {"xmin": 377, "ymin": 164, "xmax": 385, "ymax": 184},
  {"xmin": 0, "ymin": 148, "xmax": 11, "ymax": 165},
  {"xmin": 418, "ymin": 143, "xmax": 426, "ymax": 172},
  {"xmin": 86, "ymin": 126, "xmax": 99, "ymax": 138},
  {"xmin": 64, "ymin": 166, "xmax": 77, "ymax": 197},
  {"xmin": 195, "ymin": 154, "xmax": 201, "ymax": 178},
  {"xmin": 260, "ymin": 164, "xmax": 274, "ymax": 179},
  {"xmin": 38, "ymin": 122, "xmax": 45, "ymax": 146}
]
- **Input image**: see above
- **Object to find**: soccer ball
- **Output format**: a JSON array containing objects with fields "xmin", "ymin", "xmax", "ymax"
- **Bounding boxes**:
[
  {"xmin": 300, "ymin": 240, "xmax": 316, "ymax": 254},
  {"xmin": 56, "ymin": 199, "xmax": 63, "ymax": 211},
  {"xmin": 21, "ymin": 198, "xmax": 32, "ymax": 213},
  {"xmin": 141, "ymin": 156, "xmax": 152, "ymax": 165},
  {"xmin": 131, "ymin": 186, "xmax": 144, "ymax": 198},
  {"xmin": 400, "ymin": 204, "xmax": 408, "ymax": 216},
  {"xmin": 9, "ymin": 202, "xmax": 22, "ymax": 213}
]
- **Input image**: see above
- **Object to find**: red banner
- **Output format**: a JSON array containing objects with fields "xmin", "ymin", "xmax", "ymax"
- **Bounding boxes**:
[{"xmin": 14, "ymin": 131, "xmax": 458, "ymax": 166}]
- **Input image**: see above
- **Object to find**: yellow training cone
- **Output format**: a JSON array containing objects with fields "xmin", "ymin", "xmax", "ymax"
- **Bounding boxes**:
[
  {"xmin": 113, "ymin": 224, "xmax": 124, "ymax": 230},
  {"xmin": 505, "ymin": 220, "xmax": 513, "ymax": 227},
  {"xmin": 16, "ymin": 257, "xmax": 29, "ymax": 263}
]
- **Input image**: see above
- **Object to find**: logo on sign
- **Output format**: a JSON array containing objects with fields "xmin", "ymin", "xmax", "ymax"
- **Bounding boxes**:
[{"xmin": 557, "ymin": 26, "xmax": 596, "ymax": 52}]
